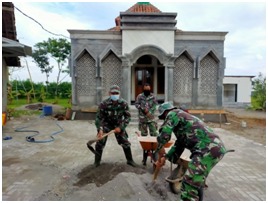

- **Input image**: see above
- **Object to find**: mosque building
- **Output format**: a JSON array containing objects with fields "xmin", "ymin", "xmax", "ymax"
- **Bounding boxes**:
[{"xmin": 68, "ymin": 2, "xmax": 227, "ymax": 111}]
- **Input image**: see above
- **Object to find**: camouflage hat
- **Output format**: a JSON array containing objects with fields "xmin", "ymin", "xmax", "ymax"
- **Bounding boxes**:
[
  {"xmin": 158, "ymin": 102, "xmax": 177, "ymax": 119},
  {"xmin": 110, "ymin": 85, "xmax": 120, "ymax": 93}
]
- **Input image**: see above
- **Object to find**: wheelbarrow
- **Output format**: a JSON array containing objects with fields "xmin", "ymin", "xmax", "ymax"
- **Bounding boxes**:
[
  {"xmin": 135, "ymin": 131, "xmax": 174, "ymax": 179},
  {"xmin": 135, "ymin": 131, "xmax": 191, "ymax": 193}
]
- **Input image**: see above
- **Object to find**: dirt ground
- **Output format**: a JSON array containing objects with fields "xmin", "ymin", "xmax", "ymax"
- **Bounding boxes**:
[
  {"xmin": 2, "ymin": 104, "xmax": 266, "ymax": 201},
  {"xmin": 207, "ymin": 108, "xmax": 266, "ymax": 145}
]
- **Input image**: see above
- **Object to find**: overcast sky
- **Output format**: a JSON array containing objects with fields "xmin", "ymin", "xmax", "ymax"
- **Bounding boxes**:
[{"xmin": 11, "ymin": 1, "xmax": 266, "ymax": 83}]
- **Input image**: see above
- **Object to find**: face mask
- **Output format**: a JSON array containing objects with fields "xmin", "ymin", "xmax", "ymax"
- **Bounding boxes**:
[
  {"xmin": 144, "ymin": 90, "xmax": 150, "ymax": 96},
  {"xmin": 111, "ymin": 95, "xmax": 119, "ymax": 101}
]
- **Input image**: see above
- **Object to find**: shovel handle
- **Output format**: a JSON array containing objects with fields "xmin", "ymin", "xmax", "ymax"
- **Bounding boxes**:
[
  {"xmin": 98, "ymin": 130, "xmax": 115, "ymax": 140},
  {"xmin": 135, "ymin": 131, "xmax": 141, "ymax": 137}
]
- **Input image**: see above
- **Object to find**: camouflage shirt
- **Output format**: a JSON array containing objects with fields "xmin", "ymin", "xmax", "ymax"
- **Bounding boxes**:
[
  {"xmin": 157, "ymin": 109, "xmax": 224, "ymax": 155},
  {"xmin": 95, "ymin": 97, "xmax": 131, "ymax": 132},
  {"xmin": 135, "ymin": 92, "xmax": 158, "ymax": 122}
]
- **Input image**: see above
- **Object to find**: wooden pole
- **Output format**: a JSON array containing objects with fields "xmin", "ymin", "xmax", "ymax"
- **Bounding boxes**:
[{"xmin": 24, "ymin": 59, "xmax": 36, "ymax": 100}]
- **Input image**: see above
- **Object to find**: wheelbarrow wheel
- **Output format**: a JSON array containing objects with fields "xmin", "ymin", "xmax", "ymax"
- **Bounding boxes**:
[{"xmin": 168, "ymin": 164, "xmax": 186, "ymax": 194}]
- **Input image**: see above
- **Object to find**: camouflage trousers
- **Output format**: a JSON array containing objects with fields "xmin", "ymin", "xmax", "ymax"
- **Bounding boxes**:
[
  {"xmin": 95, "ymin": 125, "xmax": 131, "ymax": 151},
  {"xmin": 181, "ymin": 143, "xmax": 226, "ymax": 201},
  {"xmin": 139, "ymin": 121, "xmax": 158, "ymax": 137}
]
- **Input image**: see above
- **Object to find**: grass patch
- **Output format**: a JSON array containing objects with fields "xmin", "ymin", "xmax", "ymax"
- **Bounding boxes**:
[
  {"xmin": 7, "ymin": 98, "xmax": 70, "ymax": 118},
  {"xmin": 8, "ymin": 98, "xmax": 70, "ymax": 109},
  {"xmin": 8, "ymin": 109, "xmax": 42, "ymax": 118}
]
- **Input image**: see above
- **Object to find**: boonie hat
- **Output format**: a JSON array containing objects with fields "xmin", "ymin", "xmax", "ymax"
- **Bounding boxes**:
[
  {"xmin": 158, "ymin": 102, "xmax": 177, "ymax": 119},
  {"xmin": 110, "ymin": 85, "xmax": 120, "ymax": 93}
]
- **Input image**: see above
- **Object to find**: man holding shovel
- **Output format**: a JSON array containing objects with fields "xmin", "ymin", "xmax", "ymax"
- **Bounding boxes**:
[
  {"xmin": 93, "ymin": 85, "xmax": 137, "ymax": 167},
  {"xmin": 154, "ymin": 102, "xmax": 228, "ymax": 201}
]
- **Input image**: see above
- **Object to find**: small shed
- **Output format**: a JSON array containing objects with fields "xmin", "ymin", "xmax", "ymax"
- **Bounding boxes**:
[{"xmin": 223, "ymin": 75, "xmax": 255, "ymax": 107}]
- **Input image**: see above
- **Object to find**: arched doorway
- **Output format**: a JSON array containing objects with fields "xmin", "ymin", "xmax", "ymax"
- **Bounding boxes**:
[{"xmin": 132, "ymin": 55, "xmax": 165, "ymax": 103}]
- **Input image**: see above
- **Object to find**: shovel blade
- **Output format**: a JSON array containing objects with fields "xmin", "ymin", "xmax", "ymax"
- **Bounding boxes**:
[
  {"xmin": 87, "ymin": 138, "xmax": 97, "ymax": 146},
  {"xmin": 86, "ymin": 140, "xmax": 101, "ymax": 156},
  {"xmin": 86, "ymin": 130, "xmax": 115, "ymax": 155},
  {"xmin": 87, "ymin": 144, "xmax": 96, "ymax": 155}
]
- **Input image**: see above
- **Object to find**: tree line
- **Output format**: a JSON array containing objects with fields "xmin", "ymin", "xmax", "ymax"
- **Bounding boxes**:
[
  {"xmin": 8, "ymin": 79, "xmax": 71, "ymax": 104},
  {"xmin": 8, "ymin": 37, "xmax": 71, "ymax": 104}
]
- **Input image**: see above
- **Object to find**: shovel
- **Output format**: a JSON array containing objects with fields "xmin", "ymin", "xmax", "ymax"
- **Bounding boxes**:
[
  {"xmin": 86, "ymin": 130, "xmax": 115, "ymax": 155},
  {"xmin": 152, "ymin": 148, "xmax": 166, "ymax": 181}
]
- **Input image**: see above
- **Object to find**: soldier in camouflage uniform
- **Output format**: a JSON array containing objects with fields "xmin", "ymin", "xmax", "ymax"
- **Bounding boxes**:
[
  {"xmin": 135, "ymin": 83, "xmax": 158, "ymax": 165},
  {"xmin": 94, "ymin": 85, "xmax": 137, "ymax": 167},
  {"xmin": 155, "ymin": 102, "xmax": 227, "ymax": 201}
]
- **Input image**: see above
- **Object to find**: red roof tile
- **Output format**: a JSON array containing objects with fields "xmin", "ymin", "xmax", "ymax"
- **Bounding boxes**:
[
  {"xmin": 109, "ymin": 2, "xmax": 161, "ymax": 31},
  {"xmin": 126, "ymin": 2, "xmax": 161, "ymax": 13}
]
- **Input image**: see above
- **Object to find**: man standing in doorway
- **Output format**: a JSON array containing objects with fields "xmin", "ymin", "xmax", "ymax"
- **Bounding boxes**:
[{"xmin": 135, "ymin": 83, "xmax": 158, "ymax": 165}]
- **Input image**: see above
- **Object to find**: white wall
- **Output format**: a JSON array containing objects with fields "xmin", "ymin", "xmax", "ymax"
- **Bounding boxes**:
[
  {"xmin": 122, "ymin": 30, "xmax": 174, "ymax": 55},
  {"xmin": 223, "ymin": 77, "xmax": 253, "ymax": 103}
]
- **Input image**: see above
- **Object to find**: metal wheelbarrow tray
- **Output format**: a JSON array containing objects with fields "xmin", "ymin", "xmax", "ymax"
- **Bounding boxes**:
[{"xmin": 137, "ymin": 136, "xmax": 174, "ymax": 151}]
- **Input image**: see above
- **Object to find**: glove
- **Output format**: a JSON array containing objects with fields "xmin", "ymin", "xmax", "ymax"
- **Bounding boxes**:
[
  {"xmin": 154, "ymin": 156, "xmax": 166, "ymax": 168},
  {"xmin": 146, "ymin": 112, "xmax": 154, "ymax": 120},
  {"xmin": 154, "ymin": 149, "xmax": 166, "ymax": 167},
  {"xmin": 143, "ymin": 108, "xmax": 149, "ymax": 114},
  {"xmin": 97, "ymin": 130, "xmax": 103, "ymax": 139},
  {"xmin": 152, "ymin": 147, "xmax": 165, "ymax": 162}
]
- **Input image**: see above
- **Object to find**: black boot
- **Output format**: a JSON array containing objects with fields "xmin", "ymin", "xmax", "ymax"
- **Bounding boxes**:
[
  {"xmin": 142, "ymin": 150, "xmax": 148, "ymax": 166},
  {"xmin": 123, "ymin": 147, "xmax": 138, "ymax": 167},
  {"xmin": 94, "ymin": 149, "xmax": 103, "ymax": 167}
]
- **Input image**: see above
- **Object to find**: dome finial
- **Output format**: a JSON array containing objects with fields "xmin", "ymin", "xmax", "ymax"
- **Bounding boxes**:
[{"xmin": 137, "ymin": 2, "xmax": 150, "ymax": 5}]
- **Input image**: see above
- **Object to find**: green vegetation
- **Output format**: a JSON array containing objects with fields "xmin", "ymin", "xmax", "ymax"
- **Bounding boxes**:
[
  {"xmin": 8, "ymin": 80, "xmax": 71, "ymax": 103},
  {"xmin": 250, "ymin": 72, "xmax": 266, "ymax": 111},
  {"xmin": 32, "ymin": 38, "xmax": 71, "ymax": 97},
  {"xmin": 7, "ymin": 98, "xmax": 70, "ymax": 118},
  {"xmin": 8, "ymin": 98, "xmax": 70, "ymax": 109},
  {"xmin": 6, "ymin": 37, "xmax": 72, "ymax": 119},
  {"xmin": 7, "ymin": 109, "xmax": 41, "ymax": 118},
  {"xmin": 7, "ymin": 79, "xmax": 71, "ymax": 118}
]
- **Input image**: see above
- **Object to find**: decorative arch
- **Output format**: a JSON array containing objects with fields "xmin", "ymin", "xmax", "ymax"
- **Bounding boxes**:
[
  {"xmin": 74, "ymin": 48, "xmax": 97, "ymax": 65},
  {"xmin": 127, "ymin": 45, "xmax": 172, "ymax": 66},
  {"xmin": 75, "ymin": 50, "xmax": 97, "ymax": 98},
  {"xmin": 173, "ymin": 50, "xmax": 194, "ymax": 105},
  {"xmin": 99, "ymin": 43, "xmax": 121, "ymax": 63},
  {"xmin": 199, "ymin": 48, "xmax": 220, "ymax": 63},
  {"xmin": 100, "ymin": 51, "xmax": 122, "ymax": 96},
  {"xmin": 176, "ymin": 48, "xmax": 195, "ymax": 63}
]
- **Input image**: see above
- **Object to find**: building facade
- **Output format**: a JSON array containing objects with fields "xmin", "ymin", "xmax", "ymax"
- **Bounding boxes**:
[
  {"xmin": 223, "ymin": 76, "xmax": 254, "ymax": 107},
  {"xmin": 68, "ymin": 3, "xmax": 227, "ymax": 111}
]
